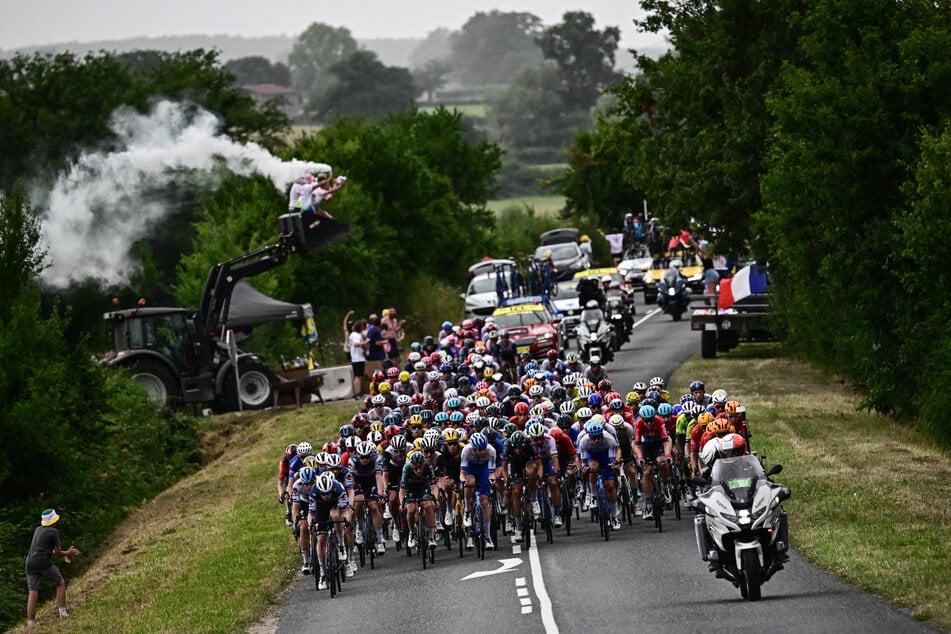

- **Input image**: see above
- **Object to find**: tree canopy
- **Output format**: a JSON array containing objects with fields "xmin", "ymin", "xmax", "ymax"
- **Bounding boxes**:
[
  {"xmin": 447, "ymin": 11, "xmax": 544, "ymax": 85},
  {"xmin": 312, "ymin": 50, "xmax": 416, "ymax": 120}
]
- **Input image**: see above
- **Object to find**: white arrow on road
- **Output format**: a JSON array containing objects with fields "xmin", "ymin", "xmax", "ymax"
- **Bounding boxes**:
[{"xmin": 460, "ymin": 558, "xmax": 523, "ymax": 581}]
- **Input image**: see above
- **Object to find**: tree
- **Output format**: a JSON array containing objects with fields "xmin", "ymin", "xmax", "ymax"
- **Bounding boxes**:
[
  {"xmin": 0, "ymin": 183, "xmax": 47, "ymax": 321},
  {"xmin": 311, "ymin": 50, "xmax": 415, "ymax": 120},
  {"xmin": 448, "ymin": 11, "xmax": 544, "ymax": 85},
  {"xmin": 409, "ymin": 28, "xmax": 453, "ymax": 69},
  {"xmin": 288, "ymin": 23, "xmax": 359, "ymax": 105},
  {"xmin": 223, "ymin": 55, "xmax": 291, "ymax": 86},
  {"xmin": 536, "ymin": 11, "xmax": 622, "ymax": 110},
  {"xmin": 413, "ymin": 59, "xmax": 452, "ymax": 103}
]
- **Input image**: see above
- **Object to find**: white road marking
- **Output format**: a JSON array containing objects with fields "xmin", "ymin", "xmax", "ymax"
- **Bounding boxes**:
[
  {"xmin": 527, "ymin": 530, "xmax": 559, "ymax": 634},
  {"xmin": 521, "ymin": 606, "xmax": 533, "ymax": 614},
  {"xmin": 517, "ymin": 587, "xmax": 530, "ymax": 597},
  {"xmin": 460, "ymin": 557, "xmax": 523, "ymax": 581},
  {"xmin": 515, "ymin": 577, "xmax": 526, "ymax": 586},
  {"xmin": 520, "ymin": 597, "xmax": 533, "ymax": 606},
  {"xmin": 631, "ymin": 308, "xmax": 662, "ymax": 330},
  {"xmin": 512, "ymin": 544, "xmax": 522, "ymax": 555}
]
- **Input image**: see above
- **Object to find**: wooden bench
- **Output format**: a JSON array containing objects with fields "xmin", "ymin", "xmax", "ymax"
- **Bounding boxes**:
[{"xmin": 271, "ymin": 369, "xmax": 324, "ymax": 408}]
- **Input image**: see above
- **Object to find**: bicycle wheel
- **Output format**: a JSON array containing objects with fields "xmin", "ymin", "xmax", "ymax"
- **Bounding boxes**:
[
  {"xmin": 476, "ymin": 507, "xmax": 486, "ymax": 560},
  {"xmin": 598, "ymin": 488, "xmax": 610, "ymax": 542},
  {"xmin": 560, "ymin": 480, "xmax": 573, "ymax": 536},
  {"xmin": 310, "ymin": 529, "xmax": 320, "ymax": 592},
  {"xmin": 620, "ymin": 478, "xmax": 634, "ymax": 526},
  {"xmin": 672, "ymin": 475, "xmax": 682, "ymax": 521},
  {"xmin": 653, "ymin": 473, "xmax": 663, "ymax": 533},
  {"xmin": 521, "ymin": 496, "xmax": 533, "ymax": 549},
  {"xmin": 327, "ymin": 536, "xmax": 338, "ymax": 598},
  {"xmin": 419, "ymin": 512, "xmax": 427, "ymax": 570},
  {"xmin": 357, "ymin": 517, "xmax": 366, "ymax": 568},
  {"xmin": 542, "ymin": 491, "xmax": 554, "ymax": 544}
]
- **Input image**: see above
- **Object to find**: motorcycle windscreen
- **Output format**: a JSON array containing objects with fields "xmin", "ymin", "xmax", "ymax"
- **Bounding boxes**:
[{"xmin": 709, "ymin": 455, "xmax": 767, "ymax": 505}]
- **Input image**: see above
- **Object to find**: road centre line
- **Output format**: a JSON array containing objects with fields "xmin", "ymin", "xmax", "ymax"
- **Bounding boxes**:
[
  {"xmin": 527, "ymin": 530, "xmax": 560, "ymax": 634},
  {"xmin": 631, "ymin": 308, "xmax": 662, "ymax": 331}
]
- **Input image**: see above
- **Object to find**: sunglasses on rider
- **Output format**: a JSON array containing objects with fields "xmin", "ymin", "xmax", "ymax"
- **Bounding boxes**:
[
  {"xmin": 423, "ymin": 449, "xmax": 436, "ymax": 455},
  {"xmin": 445, "ymin": 442, "xmax": 459, "ymax": 447}
]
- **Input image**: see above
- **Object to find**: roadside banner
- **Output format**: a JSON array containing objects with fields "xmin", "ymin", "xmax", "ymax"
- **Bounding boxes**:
[{"xmin": 718, "ymin": 264, "xmax": 767, "ymax": 309}]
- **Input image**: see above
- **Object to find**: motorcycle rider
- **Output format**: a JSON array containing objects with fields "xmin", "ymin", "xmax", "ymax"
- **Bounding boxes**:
[{"xmin": 657, "ymin": 259, "xmax": 689, "ymax": 316}]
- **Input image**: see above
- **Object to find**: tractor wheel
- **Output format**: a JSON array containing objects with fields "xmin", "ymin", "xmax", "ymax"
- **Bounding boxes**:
[
  {"xmin": 130, "ymin": 358, "xmax": 181, "ymax": 408},
  {"xmin": 220, "ymin": 359, "xmax": 276, "ymax": 411}
]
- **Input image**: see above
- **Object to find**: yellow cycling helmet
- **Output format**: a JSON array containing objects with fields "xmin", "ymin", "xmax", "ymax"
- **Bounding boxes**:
[
  {"xmin": 725, "ymin": 400, "xmax": 742, "ymax": 415},
  {"xmin": 409, "ymin": 414, "xmax": 424, "ymax": 427},
  {"xmin": 369, "ymin": 421, "xmax": 384, "ymax": 434},
  {"xmin": 625, "ymin": 391, "xmax": 640, "ymax": 405},
  {"xmin": 484, "ymin": 367, "xmax": 495, "ymax": 378},
  {"xmin": 399, "ymin": 371, "xmax": 411, "ymax": 382},
  {"xmin": 443, "ymin": 429, "xmax": 461, "ymax": 443},
  {"xmin": 378, "ymin": 382, "xmax": 392, "ymax": 393},
  {"xmin": 697, "ymin": 412, "xmax": 715, "ymax": 427},
  {"xmin": 710, "ymin": 418, "xmax": 735, "ymax": 435},
  {"xmin": 580, "ymin": 235, "xmax": 590, "ymax": 242},
  {"xmin": 413, "ymin": 437, "xmax": 425, "ymax": 451},
  {"xmin": 303, "ymin": 455, "xmax": 319, "ymax": 468}
]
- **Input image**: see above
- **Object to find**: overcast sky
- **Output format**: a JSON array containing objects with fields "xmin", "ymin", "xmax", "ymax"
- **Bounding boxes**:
[{"xmin": 0, "ymin": 0, "xmax": 666, "ymax": 51}]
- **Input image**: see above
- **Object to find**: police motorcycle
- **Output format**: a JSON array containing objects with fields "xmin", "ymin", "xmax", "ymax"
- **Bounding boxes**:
[
  {"xmin": 657, "ymin": 259, "xmax": 691, "ymax": 321},
  {"xmin": 692, "ymin": 437, "xmax": 791, "ymax": 601},
  {"xmin": 575, "ymin": 299, "xmax": 615, "ymax": 364}
]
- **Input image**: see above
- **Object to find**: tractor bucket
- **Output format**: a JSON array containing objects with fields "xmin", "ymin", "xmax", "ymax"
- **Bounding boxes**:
[{"xmin": 278, "ymin": 213, "xmax": 353, "ymax": 253}]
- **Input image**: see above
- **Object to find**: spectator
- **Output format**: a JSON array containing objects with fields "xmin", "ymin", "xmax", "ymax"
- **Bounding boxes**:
[
  {"xmin": 366, "ymin": 315, "xmax": 386, "ymax": 362},
  {"xmin": 349, "ymin": 319, "xmax": 369, "ymax": 398},
  {"xmin": 342, "ymin": 309, "xmax": 355, "ymax": 359},
  {"xmin": 26, "ymin": 509, "xmax": 80, "ymax": 626},
  {"xmin": 380, "ymin": 307, "xmax": 406, "ymax": 365},
  {"xmin": 693, "ymin": 238, "xmax": 720, "ymax": 302},
  {"xmin": 288, "ymin": 174, "xmax": 307, "ymax": 211}
]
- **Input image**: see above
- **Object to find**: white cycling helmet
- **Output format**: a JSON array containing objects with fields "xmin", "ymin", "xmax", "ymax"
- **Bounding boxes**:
[{"xmin": 296, "ymin": 441, "xmax": 312, "ymax": 456}]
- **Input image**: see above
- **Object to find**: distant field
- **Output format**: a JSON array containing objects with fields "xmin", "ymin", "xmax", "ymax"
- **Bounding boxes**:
[
  {"xmin": 418, "ymin": 104, "xmax": 487, "ymax": 118},
  {"xmin": 487, "ymin": 195, "xmax": 566, "ymax": 217}
]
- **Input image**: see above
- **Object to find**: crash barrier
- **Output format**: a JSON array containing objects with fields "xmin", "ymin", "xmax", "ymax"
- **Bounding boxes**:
[
  {"xmin": 271, "ymin": 368, "xmax": 323, "ymax": 408},
  {"xmin": 312, "ymin": 365, "xmax": 355, "ymax": 401}
]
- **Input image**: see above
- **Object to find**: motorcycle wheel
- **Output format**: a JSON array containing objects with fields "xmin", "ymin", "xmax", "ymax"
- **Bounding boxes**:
[{"xmin": 741, "ymin": 549, "xmax": 763, "ymax": 601}]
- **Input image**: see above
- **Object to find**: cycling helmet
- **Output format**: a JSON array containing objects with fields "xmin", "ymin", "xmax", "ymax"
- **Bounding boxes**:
[
  {"xmin": 690, "ymin": 380, "xmax": 705, "ymax": 392},
  {"xmin": 680, "ymin": 393, "xmax": 695, "ymax": 405},
  {"xmin": 710, "ymin": 418, "xmax": 734, "ymax": 435},
  {"xmin": 587, "ymin": 393, "xmax": 603, "ymax": 407},
  {"xmin": 577, "ymin": 386, "xmax": 594, "ymax": 399},
  {"xmin": 632, "ymin": 381, "xmax": 648, "ymax": 393},
  {"xmin": 434, "ymin": 411, "xmax": 449, "ymax": 424},
  {"xmin": 379, "ymin": 382, "xmax": 392, "ymax": 393},
  {"xmin": 590, "ymin": 413, "xmax": 605, "ymax": 425},
  {"xmin": 556, "ymin": 413, "xmax": 573, "ymax": 429},
  {"xmin": 449, "ymin": 411, "xmax": 465, "ymax": 423},
  {"xmin": 526, "ymin": 422, "xmax": 546, "ymax": 438},
  {"xmin": 408, "ymin": 451, "xmax": 426, "ymax": 466},
  {"xmin": 408, "ymin": 352, "xmax": 421, "ymax": 363},
  {"xmin": 343, "ymin": 437, "xmax": 358, "ymax": 450},
  {"xmin": 529, "ymin": 404, "xmax": 545, "ymax": 418},
  {"xmin": 439, "ymin": 363, "xmax": 453, "ymax": 373},
  {"xmin": 502, "ymin": 423, "xmax": 518, "ymax": 436},
  {"xmin": 523, "ymin": 378, "xmax": 537, "ymax": 390},
  {"xmin": 396, "ymin": 394, "xmax": 412, "ymax": 406},
  {"xmin": 584, "ymin": 421, "xmax": 604, "ymax": 438},
  {"xmin": 409, "ymin": 404, "xmax": 423, "ymax": 416},
  {"xmin": 514, "ymin": 402, "xmax": 530, "ymax": 415},
  {"xmin": 725, "ymin": 400, "xmax": 742, "ymax": 415},
  {"xmin": 421, "ymin": 436, "xmax": 440, "ymax": 451},
  {"xmin": 639, "ymin": 405, "xmax": 656, "ymax": 419},
  {"xmin": 485, "ymin": 403, "xmax": 501, "ymax": 416},
  {"xmin": 446, "ymin": 397, "xmax": 462, "ymax": 409},
  {"xmin": 423, "ymin": 427, "xmax": 441, "ymax": 440},
  {"xmin": 415, "ymin": 361, "xmax": 427, "ymax": 371},
  {"xmin": 325, "ymin": 453, "xmax": 342, "ymax": 468},
  {"xmin": 315, "ymin": 472, "xmax": 336, "ymax": 493},
  {"xmin": 409, "ymin": 414, "xmax": 424, "ymax": 427},
  {"xmin": 314, "ymin": 452, "xmax": 329, "ymax": 467},
  {"xmin": 697, "ymin": 412, "xmax": 716, "ymax": 427},
  {"xmin": 372, "ymin": 394, "xmax": 386, "ymax": 406},
  {"xmin": 609, "ymin": 398, "xmax": 624, "ymax": 411},
  {"xmin": 507, "ymin": 386, "xmax": 522, "ymax": 397},
  {"xmin": 285, "ymin": 443, "xmax": 297, "ymax": 458},
  {"xmin": 465, "ymin": 412, "xmax": 480, "ymax": 426},
  {"xmin": 386, "ymin": 367, "xmax": 399, "ymax": 378},
  {"xmin": 339, "ymin": 424, "xmax": 356, "ymax": 439},
  {"xmin": 565, "ymin": 351, "xmax": 578, "ymax": 363},
  {"xmin": 625, "ymin": 391, "xmax": 640, "ymax": 405},
  {"xmin": 356, "ymin": 441, "xmax": 376, "ymax": 457},
  {"xmin": 597, "ymin": 379, "xmax": 612, "ymax": 391},
  {"xmin": 577, "ymin": 406, "xmax": 593, "ymax": 419},
  {"xmin": 486, "ymin": 416, "xmax": 501, "ymax": 430},
  {"xmin": 560, "ymin": 401, "xmax": 576, "ymax": 415},
  {"xmin": 672, "ymin": 405, "xmax": 682, "ymax": 417},
  {"xmin": 657, "ymin": 403, "xmax": 673, "ymax": 416},
  {"xmin": 297, "ymin": 441, "xmax": 313, "ymax": 456},
  {"xmin": 368, "ymin": 430, "xmax": 384, "ymax": 444},
  {"xmin": 508, "ymin": 431, "xmax": 529, "ymax": 449},
  {"xmin": 711, "ymin": 389, "xmax": 729, "ymax": 404},
  {"xmin": 649, "ymin": 376, "xmax": 664, "ymax": 388},
  {"xmin": 420, "ymin": 409, "xmax": 434, "ymax": 423},
  {"xmin": 550, "ymin": 386, "xmax": 567, "ymax": 400},
  {"xmin": 390, "ymin": 436, "xmax": 408, "ymax": 451},
  {"xmin": 562, "ymin": 373, "xmax": 577, "ymax": 387},
  {"xmin": 321, "ymin": 441, "xmax": 338, "ymax": 455},
  {"xmin": 372, "ymin": 370, "xmax": 386, "ymax": 383},
  {"xmin": 469, "ymin": 433, "xmax": 488, "ymax": 450},
  {"xmin": 443, "ymin": 429, "xmax": 461, "ymax": 443},
  {"xmin": 528, "ymin": 384, "xmax": 544, "ymax": 398},
  {"xmin": 683, "ymin": 401, "xmax": 701, "ymax": 416},
  {"xmin": 646, "ymin": 388, "xmax": 662, "ymax": 402},
  {"xmin": 413, "ymin": 438, "xmax": 425, "ymax": 452},
  {"xmin": 444, "ymin": 387, "xmax": 458, "ymax": 399},
  {"xmin": 608, "ymin": 414, "xmax": 625, "ymax": 429}
]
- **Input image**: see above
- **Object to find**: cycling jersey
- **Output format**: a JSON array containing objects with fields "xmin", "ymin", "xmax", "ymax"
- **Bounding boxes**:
[
  {"xmin": 577, "ymin": 434, "xmax": 619, "ymax": 480},
  {"xmin": 400, "ymin": 462, "xmax": 437, "ymax": 502},
  {"xmin": 290, "ymin": 477, "xmax": 313, "ymax": 508},
  {"xmin": 440, "ymin": 446, "xmax": 463, "ymax": 481},
  {"xmin": 382, "ymin": 446, "xmax": 407, "ymax": 490},
  {"xmin": 502, "ymin": 441, "xmax": 540, "ymax": 479},
  {"xmin": 308, "ymin": 479, "xmax": 349, "ymax": 531},
  {"xmin": 634, "ymin": 415, "xmax": 670, "ymax": 443},
  {"xmin": 549, "ymin": 427, "xmax": 577, "ymax": 461}
]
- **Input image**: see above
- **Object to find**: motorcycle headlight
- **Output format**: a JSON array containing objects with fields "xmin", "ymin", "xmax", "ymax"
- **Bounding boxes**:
[
  {"xmin": 668, "ymin": 288, "xmax": 677, "ymax": 296},
  {"xmin": 737, "ymin": 509, "xmax": 752, "ymax": 525}
]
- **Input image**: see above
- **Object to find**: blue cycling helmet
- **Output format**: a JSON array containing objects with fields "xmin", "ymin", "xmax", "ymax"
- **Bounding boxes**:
[
  {"xmin": 639, "ymin": 404, "xmax": 656, "ymax": 419},
  {"xmin": 299, "ymin": 466, "xmax": 317, "ymax": 484},
  {"xmin": 447, "ymin": 397, "xmax": 462, "ymax": 409},
  {"xmin": 434, "ymin": 411, "xmax": 449, "ymax": 423},
  {"xmin": 584, "ymin": 421, "xmax": 604, "ymax": 438},
  {"xmin": 657, "ymin": 402, "xmax": 673, "ymax": 416},
  {"xmin": 383, "ymin": 413, "xmax": 399, "ymax": 426},
  {"xmin": 469, "ymin": 432, "xmax": 488, "ymax": 450},
  {"xmin": 442, "ymin": 321, "xmax": 453, "ymax": 331},
  {"xmin": 411, "ymin": 341, "xmax": 422, "ymax": 351},
  {"xmin": 339, "ymin": 424, "xmax": 355, "ymax": 438},
  {"xmin": 680, "ymin": 393, "xmax": 694, "ymax": 405},
  {"xmin": 672, "ymin": 404, "xmax": 682, "ymax": 417},
  {"xmin": 409, "ymin": 404, "xmax": 423, "ymax": 416},
  {"xmin": 390, "ymin": 411, "xmax": 404, "ymax": 423},
  {"xmin": 587, "ymin": 393, "xmax": 603, "ymax": 407},
  {"xmin": 449, "ymin": 411, "xmax": 465, "ymax": 423},
  {"xmin": 420, "ymin": 409, "xmax": 434, "ymax": 423},
  {"xmin": 690, "ymin": 380, "xmax": 705, "ymax": 392},
  {"xmin": 525, "ymin": 362, "xmax": 538, "ymax": 373},
  {"xmin": 440, "ymin": 363, "xmax": 452, "ymax": 373},
  {"xmin": 647, "ymin": 388, "xmax": 662, "ymax": 402}
]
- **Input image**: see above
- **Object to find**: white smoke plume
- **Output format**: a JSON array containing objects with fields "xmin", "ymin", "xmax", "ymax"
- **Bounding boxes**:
[{"xmin": 37, "ymin": 100, "xmax": 329, "ymax": 289}]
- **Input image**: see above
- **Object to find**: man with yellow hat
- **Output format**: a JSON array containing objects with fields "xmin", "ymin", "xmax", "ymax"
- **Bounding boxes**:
[{"xmin": 25, "ymin": 508, "xmax": 80, "ymax": 625}]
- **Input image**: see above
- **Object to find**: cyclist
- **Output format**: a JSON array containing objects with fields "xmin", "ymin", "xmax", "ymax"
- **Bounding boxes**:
[
  {"xmin": 350, "ymin": 440, "xmax": 387, "ymax": 556},
  {"xmin": 690, "ymin": 379, "xmax": 711, "ymax": 407},
  {"xmin": 706, "ymin": 388, "xmax": 729, "ymax": 416},
  {"xmin": 278, "ymin": 443, "xmax": 297, "ymax": 526},
  {"xmin": 578, "ymin": 420, "xmax": 622, "ymax": 530},
  {"xmin": 724, "ymin": 400, "xmax": 751, "ymax": 446},
  {"xmin": 400, "ymin": 451, "xmax": 440, "ymax": 550},
  {"xmin": 439, "ymin": 428, "xmax": 465, "ymax": 528},
  {"xmin": 608, "ymin": 414, "xmax": 638, "ymax": 512},
  {"xmin": 290, "ymin": 466, "xmax": 318, "ymax": 574},
  {"xmin": 502, "ymin": 431, "xmax": 543, "ymax": 541},
  {"xmin": 459, "ymin": 432, "xmax": 497, "ymax": 550},
  {"xmin": 308, "ymin": 472, "xmax": 352, "ymax": 591},
  {"xmin": 689, "ymin": 411, "xmax": 716, "ymax": 476},
  {"xmin": 509, "ymin": 401, "xmax": 532, "ymax": 430},
  {"xmin": 633, "ymin": 404, "xmax": 673, "ymax": 521},
  {"xmin": 526, "ymin": 421, "xmax": 563, "ymax": 528},
  {"xmin": 382, "ymin": 435, "xmax": 409, "ymax": 543}
]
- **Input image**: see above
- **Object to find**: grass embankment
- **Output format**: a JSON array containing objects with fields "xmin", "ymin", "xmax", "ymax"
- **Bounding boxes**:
[
  {"xmin": 17, "ymin": 343, "xmax": 951, "ymax": 630},
  {"xmin": 671, "ymin": 343, "xmax": 951, "ymax": 627},
  {"xmin": 487, "ymin": 195, "xmax": 565, "ymax": 217}
]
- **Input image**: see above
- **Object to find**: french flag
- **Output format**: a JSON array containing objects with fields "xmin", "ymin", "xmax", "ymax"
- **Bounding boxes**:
[{"xmin": 718, "ymin": 264, "xmax": 768, "ymax": 309}]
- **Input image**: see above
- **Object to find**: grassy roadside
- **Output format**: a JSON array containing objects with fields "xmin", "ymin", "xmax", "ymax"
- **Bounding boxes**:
[
  {"xmin": 487, "ymin": 195, "xmax": 565, "ymax": 217},
  {"xmin": 14, "ymin": 343, "xmax": 951, "ymax": 631},
  {"xmin": 671, "ymin": 343, "xmax": 951, "ymax": 627}
]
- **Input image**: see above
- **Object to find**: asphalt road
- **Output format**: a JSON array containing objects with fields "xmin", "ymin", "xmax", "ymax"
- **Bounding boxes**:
[{"xmin": 276, "ymin": 306, "xmax": 943, "ymax": 634}]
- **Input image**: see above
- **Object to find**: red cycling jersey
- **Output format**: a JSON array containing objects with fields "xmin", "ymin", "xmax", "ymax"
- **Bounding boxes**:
[
  {"xmin": 549, "ymin": 427, "xmax": 577, "ymax": 458},
  {"xmin": 634, "ymin": 415, "xmax": 670, "ymax": 443}
]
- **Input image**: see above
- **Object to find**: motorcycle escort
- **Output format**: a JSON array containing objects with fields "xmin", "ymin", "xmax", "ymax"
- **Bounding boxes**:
[
  {"xmin": 657, "ymin": 260, "xmax": 691, "ymax": 321},
  {"xmin": 604, "ymin": 293, "xmax": 632, "ymax": 348},
  {"xmin": 692, "ymin": 451, "xmax": 791, "ymax": 601},
  {"xmin": 576, "ymin": 300, "xmax": 616, "ymax": 364}
]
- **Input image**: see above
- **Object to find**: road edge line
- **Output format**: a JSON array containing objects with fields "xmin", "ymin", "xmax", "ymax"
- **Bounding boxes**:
[{"xmin": 527, "ymin": 530, "xmax": 559, "ymax": 634}]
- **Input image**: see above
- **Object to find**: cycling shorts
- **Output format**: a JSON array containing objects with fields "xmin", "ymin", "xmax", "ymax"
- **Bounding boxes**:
[
  {"xmin": 464, "ymin": 463, "xmax": 493, "ymax": 486},
  {"xmin": 585, "ymin": 450, "xmax": 617, "ymax": 480},
  {"xmin": 353, "ymin": 476, "xmax": 379, "ymax": 499},
  {"xmin": 540, "ymin": 455, "xmax": 555, "ymax": 478},
  {"xmin": 640, "ymin": 440, "xmax": 667, "ymax": 463},
  {"xmin": 403, "ymin": 487, "xmax": 435, "ymax": 504}
]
